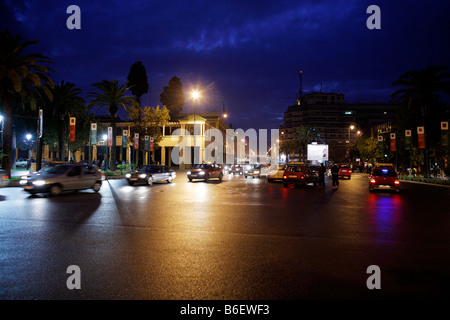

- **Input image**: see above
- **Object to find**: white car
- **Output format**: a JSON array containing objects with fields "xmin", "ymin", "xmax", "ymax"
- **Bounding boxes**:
[
  {"xmin": 267, "ymin": 164, "xmax": 287, "ymax": 182},
  {"xmin": 244, "ymin": 164, "xmax": 269, "ymax": 178},
  {"xmin": 15, "ymin": 158, "xmax": 28, "ymax": 168}
]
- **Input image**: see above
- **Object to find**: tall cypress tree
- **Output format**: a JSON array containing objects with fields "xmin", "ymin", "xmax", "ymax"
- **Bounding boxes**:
[{"xmin": 127, "ymin": 61, "xmax": 149, "ymax": 108}]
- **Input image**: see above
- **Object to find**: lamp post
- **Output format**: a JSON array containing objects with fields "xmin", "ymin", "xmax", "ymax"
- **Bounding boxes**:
[
  {"xmin": 103, "ymin": 134, "xmax": 108, "ymax": 172},
  {"xmin": 191, "ymin": 90, "xmax": 200, "ymax": 165},
  {"xmin": 0, "ymin": 115, "xmax": 3, "ymax": 157},
  {"xmin": 348, "ymin": 125, "xmax": 355, "ymax": 143}
]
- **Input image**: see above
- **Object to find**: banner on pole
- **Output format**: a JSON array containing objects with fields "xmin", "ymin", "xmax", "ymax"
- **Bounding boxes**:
[
  {"xmin": 69, "ymin": 117, "xmax": 76, "ymax": 142},
  {"xmin": 390, "ymin": 133, "xmax": 396, "ymax": 152},
  {"xmin": 38, "ymin": 109, "xmax": 43, "ymax": 138},
  {"xmin": 107, "ymin": 127, "xmax": 113, "ymax": 147},
  {"xmin": 91, "ymin": 123, "xmax": 97, "ymax": 145},
  {"xmin": 134, "ymin": 133, "xmax": 139, "ymax": 150},
  {"xmin": 122, "ymin": 129, "xmax": 128, "ymax": 148},
  {"xmin": 377, "ymin": 135, "xmax": 384, "ymax": 153},
  {"xmin": 442, "ymin": 122, "xmax": 449, "ymax": 147},
  {"xmin": 417, "ymin": 126, "xmax": 425, "ymax": 149},
  {"xmin": 405, "ymin": 129, "xmax": 411, "ymax": 150},
  {"xmin": 144, "ymin": 135, "xmax": 150, "ymax": 151},
  {"xmin": 150, "ymin": 136, "xmax": 154, "ymax": 152}
]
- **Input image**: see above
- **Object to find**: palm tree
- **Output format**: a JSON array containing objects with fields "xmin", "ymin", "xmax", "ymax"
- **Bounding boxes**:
[
  {"xmin": 294, "ymin": 126, "xmax": 322, "ymax": 161},
  {"xmin": 391, "ymin": 66, "xmax": 450, "ymax": 176},
  {"xmin": 391, "ymin": 66, "xmax": 450, "ymax": 127},
  {"xmin": 47, "ymin": 81, "xmax": 85, "ymax": 161},
  {"xmin": 0, "ymin": 30, "xmax": 54, "ymax": 178},
  {"xmin": 88, "ymin": 80, "xmax": 139, "ymax": 170}
]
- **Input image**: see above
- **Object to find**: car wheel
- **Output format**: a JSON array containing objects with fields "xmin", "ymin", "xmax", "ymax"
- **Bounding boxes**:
[
  {"xmin": 219, "ymin": 173, "xmax": 223, "ymax": 181},
  {"xmin": 167, "ymin": 177, "xmax": 172, "ymax": 183},
  {"xmin": 204, "ymin": 174, "xmax": 209, "ymax": 182},
  {"xmin": 49, "ymin": 185, "xmax": 61, "ymax": 196},
  {"xmin": 92, "ymin": 182, "xmax": 102, "ymax": 192},
  {"xmin": 128, "ymin": 181, "xmax": 135, "ymax": 186},
  {"xmin": 283, "ymin": 183, "xmax": 287, "ymax": 187},
  {"xmin": 147, "ymin": 176, "xmax": 154, "ymax": 186}
]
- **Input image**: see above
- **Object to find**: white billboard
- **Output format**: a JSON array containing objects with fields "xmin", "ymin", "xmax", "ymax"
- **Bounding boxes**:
[{"xmin": 307, "ymin": 144, "xmax": 328, "ymax": 162}]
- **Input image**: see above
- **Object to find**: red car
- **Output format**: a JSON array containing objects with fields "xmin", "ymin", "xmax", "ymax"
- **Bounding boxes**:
[
  {"xmin": 369, "ymin": 167, "xmax": 400, "ymax": 193},
  {"xmin": 282, "ymin": 163, "xmax": 317, "ymax": 187},
  {"xmin": 338, "ymin": 165, "xmax": 352, "ymax": 179},
  {"xmin": 187, "ymin": 163, "xmax": 223, "ymax": 182}
]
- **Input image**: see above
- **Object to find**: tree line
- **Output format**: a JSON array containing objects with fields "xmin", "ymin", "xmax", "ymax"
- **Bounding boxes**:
[{"xmin": 0, "ymin": 30, "xmax": 186, "ymax": 177}]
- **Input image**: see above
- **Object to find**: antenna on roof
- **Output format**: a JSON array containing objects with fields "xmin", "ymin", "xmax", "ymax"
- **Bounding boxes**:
[{"xmin": 296, "ymin": 70, "xmax": 303, "ymax": 105}]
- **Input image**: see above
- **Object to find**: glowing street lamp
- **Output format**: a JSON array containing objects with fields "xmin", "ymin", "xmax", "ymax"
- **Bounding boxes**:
[
  {"xmin": 191, "ymin": 90, "xmax": 201, "ymax": 164},
  {"xmin": 348, "ymin": 125, "xmax": 355, "ymax": 142}
]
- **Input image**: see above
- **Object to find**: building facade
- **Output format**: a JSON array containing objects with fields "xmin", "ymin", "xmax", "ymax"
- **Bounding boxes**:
[{"xmin": 280, "ymin": 92, "xmax": 397, "ymax": 162}]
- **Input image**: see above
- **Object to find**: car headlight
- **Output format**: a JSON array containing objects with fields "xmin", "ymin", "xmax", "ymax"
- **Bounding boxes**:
[
  {"xmin": 187, "ymin": 171, "xmax": 191, "ymax": 175},
  {"xmin": 32, "ymin": 180, "xmax": 46, "ymax": 186},
  {"xmin": 139, "ymin": 173, "xmax": 147, "ymax": 179},
  {"xmin": 199, "ymin": 171, "xmax": 205, "ymax": 175},
  {"xmin": 19, "ymin": 179, "xmax": 27, "ymax": 185},
  {"xmin": 125, "ymin": 173, "xmax": 131, "ymax": 178}
]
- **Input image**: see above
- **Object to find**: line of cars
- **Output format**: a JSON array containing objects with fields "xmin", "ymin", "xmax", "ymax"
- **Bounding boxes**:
[{"xmin": 13, "ymin": 158, "xmax": 401, "ymax": 196}]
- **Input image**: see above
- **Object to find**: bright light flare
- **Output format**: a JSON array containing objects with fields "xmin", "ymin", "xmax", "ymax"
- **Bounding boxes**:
[{"xmin": 191, "ymin": 90, "xmax": 200, "ymax": 100}]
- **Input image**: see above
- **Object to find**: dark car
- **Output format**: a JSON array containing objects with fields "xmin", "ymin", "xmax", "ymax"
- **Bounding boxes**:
[
  {"xmin": 369, "ymin": 167, "xmax": 400, "ymax": 192},
  {"xmin": 126, "ymin": 165, "xmax": 176, "ymax": 186},
  {"xmin": 19, "ymin": 163, "xmax": 103, "ymax": 196},
  {"xmin": 282, "ymin": 163, "xmax": 318, "ymax": 187},
  {"xmin": 187, "ymin": 163, "xmax": 223, "ymax": 182}
]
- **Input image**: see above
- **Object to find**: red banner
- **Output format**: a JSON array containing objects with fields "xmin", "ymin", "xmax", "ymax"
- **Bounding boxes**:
[
  {"xmin": 417, "ymin": 127, "xmax": 425, "ymax": 149},
  {"xmin": 134, "ymin": 133, "xmax": 139, "ymax": 150},
  {"xmin": 107, "ymin": 127, "xmax": 113, "ymax": 147},
  {"xmin": 69, "ymin": 117, "xmax": 76, "ymax": 142},
  {"xmin": 390, "ymin": 133, "xmax": 396, "ymax": 152}
]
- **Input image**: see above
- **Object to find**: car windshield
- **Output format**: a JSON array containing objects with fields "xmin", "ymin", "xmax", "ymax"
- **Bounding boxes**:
[
  {"xmin": 39, "ymin": 164, "xmax": 71, "ymax": 174},
  {"xmin": 143, "ymin": 165, "xmax": 162, "ymax": 173},
  {"xmin": 194, "ymin": 164, "xmax": 211, "ymax": 169},
  {"xmin": 372, "ymin": 169, "xmax": 397, "ymax": 177},
  {"xmin": 287, "ymin": 166, "xmax": 304, "ymax": 172}
]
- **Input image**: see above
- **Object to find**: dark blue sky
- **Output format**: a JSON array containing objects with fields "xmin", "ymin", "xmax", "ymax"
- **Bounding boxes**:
[{"xmin": 2, "ymin": 0, "xmax": 449, "ymax": 130}]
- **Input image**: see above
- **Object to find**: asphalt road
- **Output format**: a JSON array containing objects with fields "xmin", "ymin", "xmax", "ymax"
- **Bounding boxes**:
[{"xmin": 1, "ymin": 172, "xmax": 450, "ymax": 300}]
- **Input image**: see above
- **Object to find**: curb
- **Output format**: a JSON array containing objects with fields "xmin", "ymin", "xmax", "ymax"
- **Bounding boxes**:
[{"xmin": 399, "ymin": 179, "xmax": 450, "ymax": 188}]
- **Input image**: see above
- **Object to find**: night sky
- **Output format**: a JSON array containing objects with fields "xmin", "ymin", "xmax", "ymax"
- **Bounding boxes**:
[{"xmin": 2, "ymin": 0, "xmax": 449, "ymax": 130}]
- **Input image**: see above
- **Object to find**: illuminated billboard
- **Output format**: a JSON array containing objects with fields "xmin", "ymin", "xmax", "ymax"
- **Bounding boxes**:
[{"xmin": 307, "ymin": 144, "xmax": 328, "ymax": 162}]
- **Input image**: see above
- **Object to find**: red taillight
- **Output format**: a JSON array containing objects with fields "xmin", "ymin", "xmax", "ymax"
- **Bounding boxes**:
[
  {"xmin": 301, "ymin": 176, "xmax": 304, "ymax": 179},
  {"xmin": 370, "ymin": 179, "xmax": 376, "ymax": 184},
  {"xmin": 283, "ymin": 175, "xmax": 287, "ymax": 179},
  {"xmin": 395, "ymin": 180, "xmax": 400, "ymax": 185}
]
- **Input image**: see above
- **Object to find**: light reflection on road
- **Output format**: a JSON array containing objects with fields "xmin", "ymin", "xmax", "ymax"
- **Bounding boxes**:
[{"xmin": 367, "ymin": 192, "xmax": 405, "ymax": 237}]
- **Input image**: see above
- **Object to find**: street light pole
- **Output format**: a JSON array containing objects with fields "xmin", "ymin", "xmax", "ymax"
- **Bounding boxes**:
[{"xmin": 191, "ymin": 90, "xmax": 200, "ymax": 165}]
